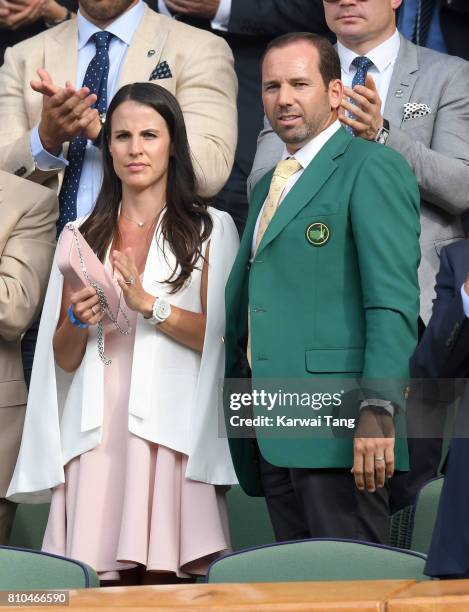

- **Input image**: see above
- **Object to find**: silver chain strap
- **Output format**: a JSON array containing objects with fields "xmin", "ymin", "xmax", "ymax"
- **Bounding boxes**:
[{"xmin": 65, "ymin": 223, "xmax": 132, "ymax": 365}]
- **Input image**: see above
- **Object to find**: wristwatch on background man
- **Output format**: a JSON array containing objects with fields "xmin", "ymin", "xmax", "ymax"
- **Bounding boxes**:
[
  {"xmin": 374, "ymin": 118, "xmax": 390, "ymax": 145},
  {"xmin": 44, "ymin": 3, "xmax": 72, "ymax": 28},
  {"xmin": 145, "ymin": 297, "xmax": 172, "ymax": 326}
]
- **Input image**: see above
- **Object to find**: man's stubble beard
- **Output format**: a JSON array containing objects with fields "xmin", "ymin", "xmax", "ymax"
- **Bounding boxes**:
[
  {"xmin": 79, "ymin": 0, "xmax": 135, "ymax": 23},
  {"xmin": 275, "ymin": 121, "xmax": 316, "ymax": 148}
]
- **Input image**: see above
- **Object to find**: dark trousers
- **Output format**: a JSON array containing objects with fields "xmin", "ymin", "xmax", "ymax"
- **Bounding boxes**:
[
  {"xmin": 425, "ymin": 438, "xmax": 469, "ymax": 578},
  {"xmin": 21, "ymin": 316, "xmax": 40, "ymax": 389},
  {"xmin": 259, "ymin": 455, "xmax": 390, "ymax": 544},
  {"xmin": 0, "ymin": 498, "xmax": 17, "ymax": 545},
  {"xmin": 214, "ymin": 164, "xmax": 248, "ymax": 238},
  {"xmin": 390, "ymin": 318, "xmax": 446, "ymax": 512}
]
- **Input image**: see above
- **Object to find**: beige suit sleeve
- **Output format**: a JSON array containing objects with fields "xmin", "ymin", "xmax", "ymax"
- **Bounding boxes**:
[
  {"xmin": 0, "ymin": 47, "xmax": 60, "ymax": 184},
  {"xmin": 0, "ymin": 182, "xmax": 57, "ymax": 342},
  {"xmin": 176, "ymin": 33, "xmax": 238, "ymax": 198}
]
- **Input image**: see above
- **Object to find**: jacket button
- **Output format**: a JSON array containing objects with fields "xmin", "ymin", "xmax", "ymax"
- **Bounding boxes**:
[
  {"xmin": 14, "ymin": 166, "xmax": 27, "ymax": 177},
  {"xmin": 221, "ymin": 336, "xmax": 225, "ymax": 343}
]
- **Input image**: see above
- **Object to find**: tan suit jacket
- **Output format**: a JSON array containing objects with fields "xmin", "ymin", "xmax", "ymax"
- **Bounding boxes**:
[
  {"xmin": 0, "ymin": 170, "xmax": 57, "ymax": 497},
  {"xmin": 0, "ymin": 4, "xmax": 237, "ymax": 198}
]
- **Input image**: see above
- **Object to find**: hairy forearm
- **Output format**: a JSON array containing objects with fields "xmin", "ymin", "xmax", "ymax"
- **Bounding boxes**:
[{"xmin": 43, "ymin": 0, "xmax": 70, "ymax": 21}]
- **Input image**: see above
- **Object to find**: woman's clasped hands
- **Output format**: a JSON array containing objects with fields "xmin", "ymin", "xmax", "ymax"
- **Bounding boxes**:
[{"xmin": 111, "ymin": 247, "xmax": 154, "ymax": 317}]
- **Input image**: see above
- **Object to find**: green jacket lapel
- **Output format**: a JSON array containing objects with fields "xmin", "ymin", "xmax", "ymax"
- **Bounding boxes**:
[
  {"xmin": 256, "ymin": 128, "xmax": 351, "ymax": 257},
  {"xmin": 225, "ymin": 172, "xmax": 272, "ymax": 315}
]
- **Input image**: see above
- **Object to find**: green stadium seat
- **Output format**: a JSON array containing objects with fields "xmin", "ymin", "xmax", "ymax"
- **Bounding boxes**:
[
  {"xmin": 0, "ymin": 546, "xmax": 99, "ymax": 590},
  {"xmin": 206, "ymin": 538, "xmax": 429, "ymax": 583},
  {"xmin": 410, "ymin": 476, "xmax": 444, "ymax": 554}
]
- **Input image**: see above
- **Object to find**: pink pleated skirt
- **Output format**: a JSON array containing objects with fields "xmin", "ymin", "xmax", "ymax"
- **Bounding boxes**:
[{"xmin": 42, "ymin": 301, "xmax": 230, "ymax": 579}]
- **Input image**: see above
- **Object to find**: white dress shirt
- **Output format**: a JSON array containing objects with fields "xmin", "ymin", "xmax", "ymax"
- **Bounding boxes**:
[
  {"xmin": 30, "ymin": 0, "xmax": 145, "ymax": 218},
  {"xmin": 158, "ymin": 0, "xmax": 231, "ymax": 31},
  {"xmin": 251, "ymin": 120, "xmax": 341, "ymax": 257},
  {"xmin": 337, "ymin": 29, "xmax": 401, "ymax": 113},
  {"xmin": 460, "ymin": 285, "xmax": 469, "ymax": 317}
]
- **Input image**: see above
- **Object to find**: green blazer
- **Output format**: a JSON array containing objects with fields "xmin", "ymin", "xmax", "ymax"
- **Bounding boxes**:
[{"xmin": 225, "ymin": 127, "xmax": 421, "ymax": 496}]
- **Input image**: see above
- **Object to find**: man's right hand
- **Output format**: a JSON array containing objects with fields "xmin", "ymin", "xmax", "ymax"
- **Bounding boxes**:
[
  {"xmin": 352, "ymin": 407, "xmax": 395, "ymax": 492},
  {"xmin": 31, "ymin": 69, "xmax": 99, "ymax": 155},
  {"xmin": 464, "ymin": 272, "xmax": 469, "ymax": 297}
]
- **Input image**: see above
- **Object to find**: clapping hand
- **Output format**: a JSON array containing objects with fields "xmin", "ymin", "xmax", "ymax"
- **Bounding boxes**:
[
  {"xmin": 340, "ymin": 75, "xmax": 384, "ymax": 140},
  {"xmin": 31, "ymin": 69, "xmax": 102, "ymax": 152},
  {"xmin": 111, "ymin": 248, "xmax": 154, "ymax": 316}
]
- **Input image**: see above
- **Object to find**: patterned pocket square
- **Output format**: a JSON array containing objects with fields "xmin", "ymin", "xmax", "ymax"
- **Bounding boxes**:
[
  {"xmin": 149, "ymin": 61, "xmax": 173, "ymax": 80},
  {"xmin": 403, "ymin": 102, "xmax": 432, "ymax": 121}
]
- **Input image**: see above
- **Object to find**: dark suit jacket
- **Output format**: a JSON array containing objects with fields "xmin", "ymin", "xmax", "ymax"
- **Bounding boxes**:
[
  {"xmin": 154, "ymin": 1, "xmax": 331, "ymax": 231},
  {"xmin": 396, "ymin": 0, "xmax": 469, "ymax": 61},
  {"xmin": 411, "ymin": 239, "xmax": 469, "ymax": 577},
  {"xmin": 440, "ymin": 0, "xmax": 469, "ymax": 61}
]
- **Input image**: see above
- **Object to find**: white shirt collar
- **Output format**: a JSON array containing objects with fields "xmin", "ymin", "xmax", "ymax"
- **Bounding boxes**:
[
  {"xmin": 77, "ymin": 0, "xmax": 144, "ymax": 49},
  {"xmin": 281, "ymin": 120, "xmax": 342, "ymax": 169},
  {"xmin": 338, "ymin": 29, "xmax": 400, "ymax": 75}
]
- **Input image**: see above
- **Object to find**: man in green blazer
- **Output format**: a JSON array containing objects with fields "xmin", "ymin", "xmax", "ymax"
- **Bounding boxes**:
[{"xmin": 224, "ymin": 32, "xmax": 421, "ymax": 543}]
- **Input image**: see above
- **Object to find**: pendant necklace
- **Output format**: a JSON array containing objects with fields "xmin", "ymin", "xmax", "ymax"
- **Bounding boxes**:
[{"xmin": 121, "ymin": 211, "xmax": 159, "ymax": 228}]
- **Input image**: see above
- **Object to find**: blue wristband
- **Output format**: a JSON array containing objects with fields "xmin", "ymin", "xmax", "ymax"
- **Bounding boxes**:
[{"xmin": 67, "ymin": 305, "xmax": 89, "ymax": 329}]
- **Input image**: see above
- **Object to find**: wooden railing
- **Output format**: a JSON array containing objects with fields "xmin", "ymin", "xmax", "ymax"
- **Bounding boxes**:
[{"xmin": 1, "ymin": 579, "xmax": 469, "ymax": 611}]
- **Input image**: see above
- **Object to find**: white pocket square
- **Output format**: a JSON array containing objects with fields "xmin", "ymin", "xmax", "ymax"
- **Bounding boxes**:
[{"xmin": 403, "ymin": 102, "xmax": 432, "ymax": 121}]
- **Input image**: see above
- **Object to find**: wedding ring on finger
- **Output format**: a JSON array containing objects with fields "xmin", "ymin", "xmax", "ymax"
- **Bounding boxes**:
[
  {"xmin": 374, "ymin": 456, "xmax": 385, "ymax": 463},
  {"xmin": 91, "ymin": 305, "xmax": 100, "ymax": 315},
  {"xmin": 124, "ymin": 276, "xmax": 135, "ymax": 286}
]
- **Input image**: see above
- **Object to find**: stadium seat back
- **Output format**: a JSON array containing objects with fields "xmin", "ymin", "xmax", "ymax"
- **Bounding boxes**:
[{"xmin": 207, "ymin": 538, "xmax": 429, "ymax": 583}]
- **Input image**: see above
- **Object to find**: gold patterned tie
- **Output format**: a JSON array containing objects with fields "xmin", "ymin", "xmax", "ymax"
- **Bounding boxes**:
[
  {"xmin": 248, "ymin": 157, "xmax": 302, "ymax": 365},
  {"xmin": 254, "ymin": 157, "xmax": 302, "ymax": 253}
]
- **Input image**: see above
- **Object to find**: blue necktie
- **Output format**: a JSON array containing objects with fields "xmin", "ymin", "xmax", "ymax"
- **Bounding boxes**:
[
  {"xmin": 57, "ymin": 31, "xmax": 113, "ymax": 234},
  {"xmin": 346, "ymin": 56, "xmax": 374, "ymax": 135},
  {"xmin": 351, "ymin": 55, "xmax": 374, "ymax": 89}
]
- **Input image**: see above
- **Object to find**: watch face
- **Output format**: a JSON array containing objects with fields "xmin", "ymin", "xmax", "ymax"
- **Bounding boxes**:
[
  {"xmin": 155, "ymin": 299, "xmax": 171, "ymax": 320},
  {"xmin": 377, "ymin": 128, "xmax": 389, "ymax": 145}
]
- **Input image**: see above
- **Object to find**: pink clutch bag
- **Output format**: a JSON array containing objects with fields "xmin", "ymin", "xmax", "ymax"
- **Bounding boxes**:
[
  {"xmin": 57, "ymin": 223, "xmax": 121, "ymax": 317},
  {"xmin": 57, "ymin": 223, "xmax": 131, "ymax": 364}
]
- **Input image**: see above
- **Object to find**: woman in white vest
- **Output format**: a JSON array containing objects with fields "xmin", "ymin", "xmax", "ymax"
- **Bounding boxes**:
[{"xmin": 7, "ymin": 83, "xmax": 239, "ymax": 583}]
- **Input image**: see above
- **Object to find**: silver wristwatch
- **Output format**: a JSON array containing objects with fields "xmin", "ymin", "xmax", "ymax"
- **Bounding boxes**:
[
  {"xmin": 374, "ymin": 118, "xmax": 390, "ymax": 145},
  {"xmin": 146, "ymin": 297, "xmax": 171, "ymax": 325}
]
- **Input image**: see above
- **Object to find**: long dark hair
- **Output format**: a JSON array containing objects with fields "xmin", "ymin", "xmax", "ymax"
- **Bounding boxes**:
[{"xmin": 79, "ymin": 82, "xmax": 213, "ymax": 293}]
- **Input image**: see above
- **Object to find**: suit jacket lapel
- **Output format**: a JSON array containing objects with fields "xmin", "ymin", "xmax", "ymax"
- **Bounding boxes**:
[
  {"xmin": 384, "ymin": 34, "xmax": 419, "ymax": 127},
  {"xmin": 42, "ymin": 19, "xmax": 77, "ymax": 123},
  {"xmin": 42, "ymin": 21, "xmax": 77, "ymax": 161},
  {"xmin": 256, "ymin": 128, "xmax": 350, "ymax": 257},
  {"xmin": 225, "ymin": 174, "xmax": 271, "ymax": 320},
  {"xmin": 44, "ymin": 20, "xmax": 78, "ymax": 94},
  {"xmin": 118, "ymin": 5, "xmax": 169, "ymax": 87}
]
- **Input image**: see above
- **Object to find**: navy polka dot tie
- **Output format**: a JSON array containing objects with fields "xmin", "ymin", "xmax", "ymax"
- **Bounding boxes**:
[
  {"xmin": 57, "ymin": 31, "xmax": 113, "ymax": 234},
  {"xmin": 346, "ymin": 56, "xmax": 374, "ymax": 135}
]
